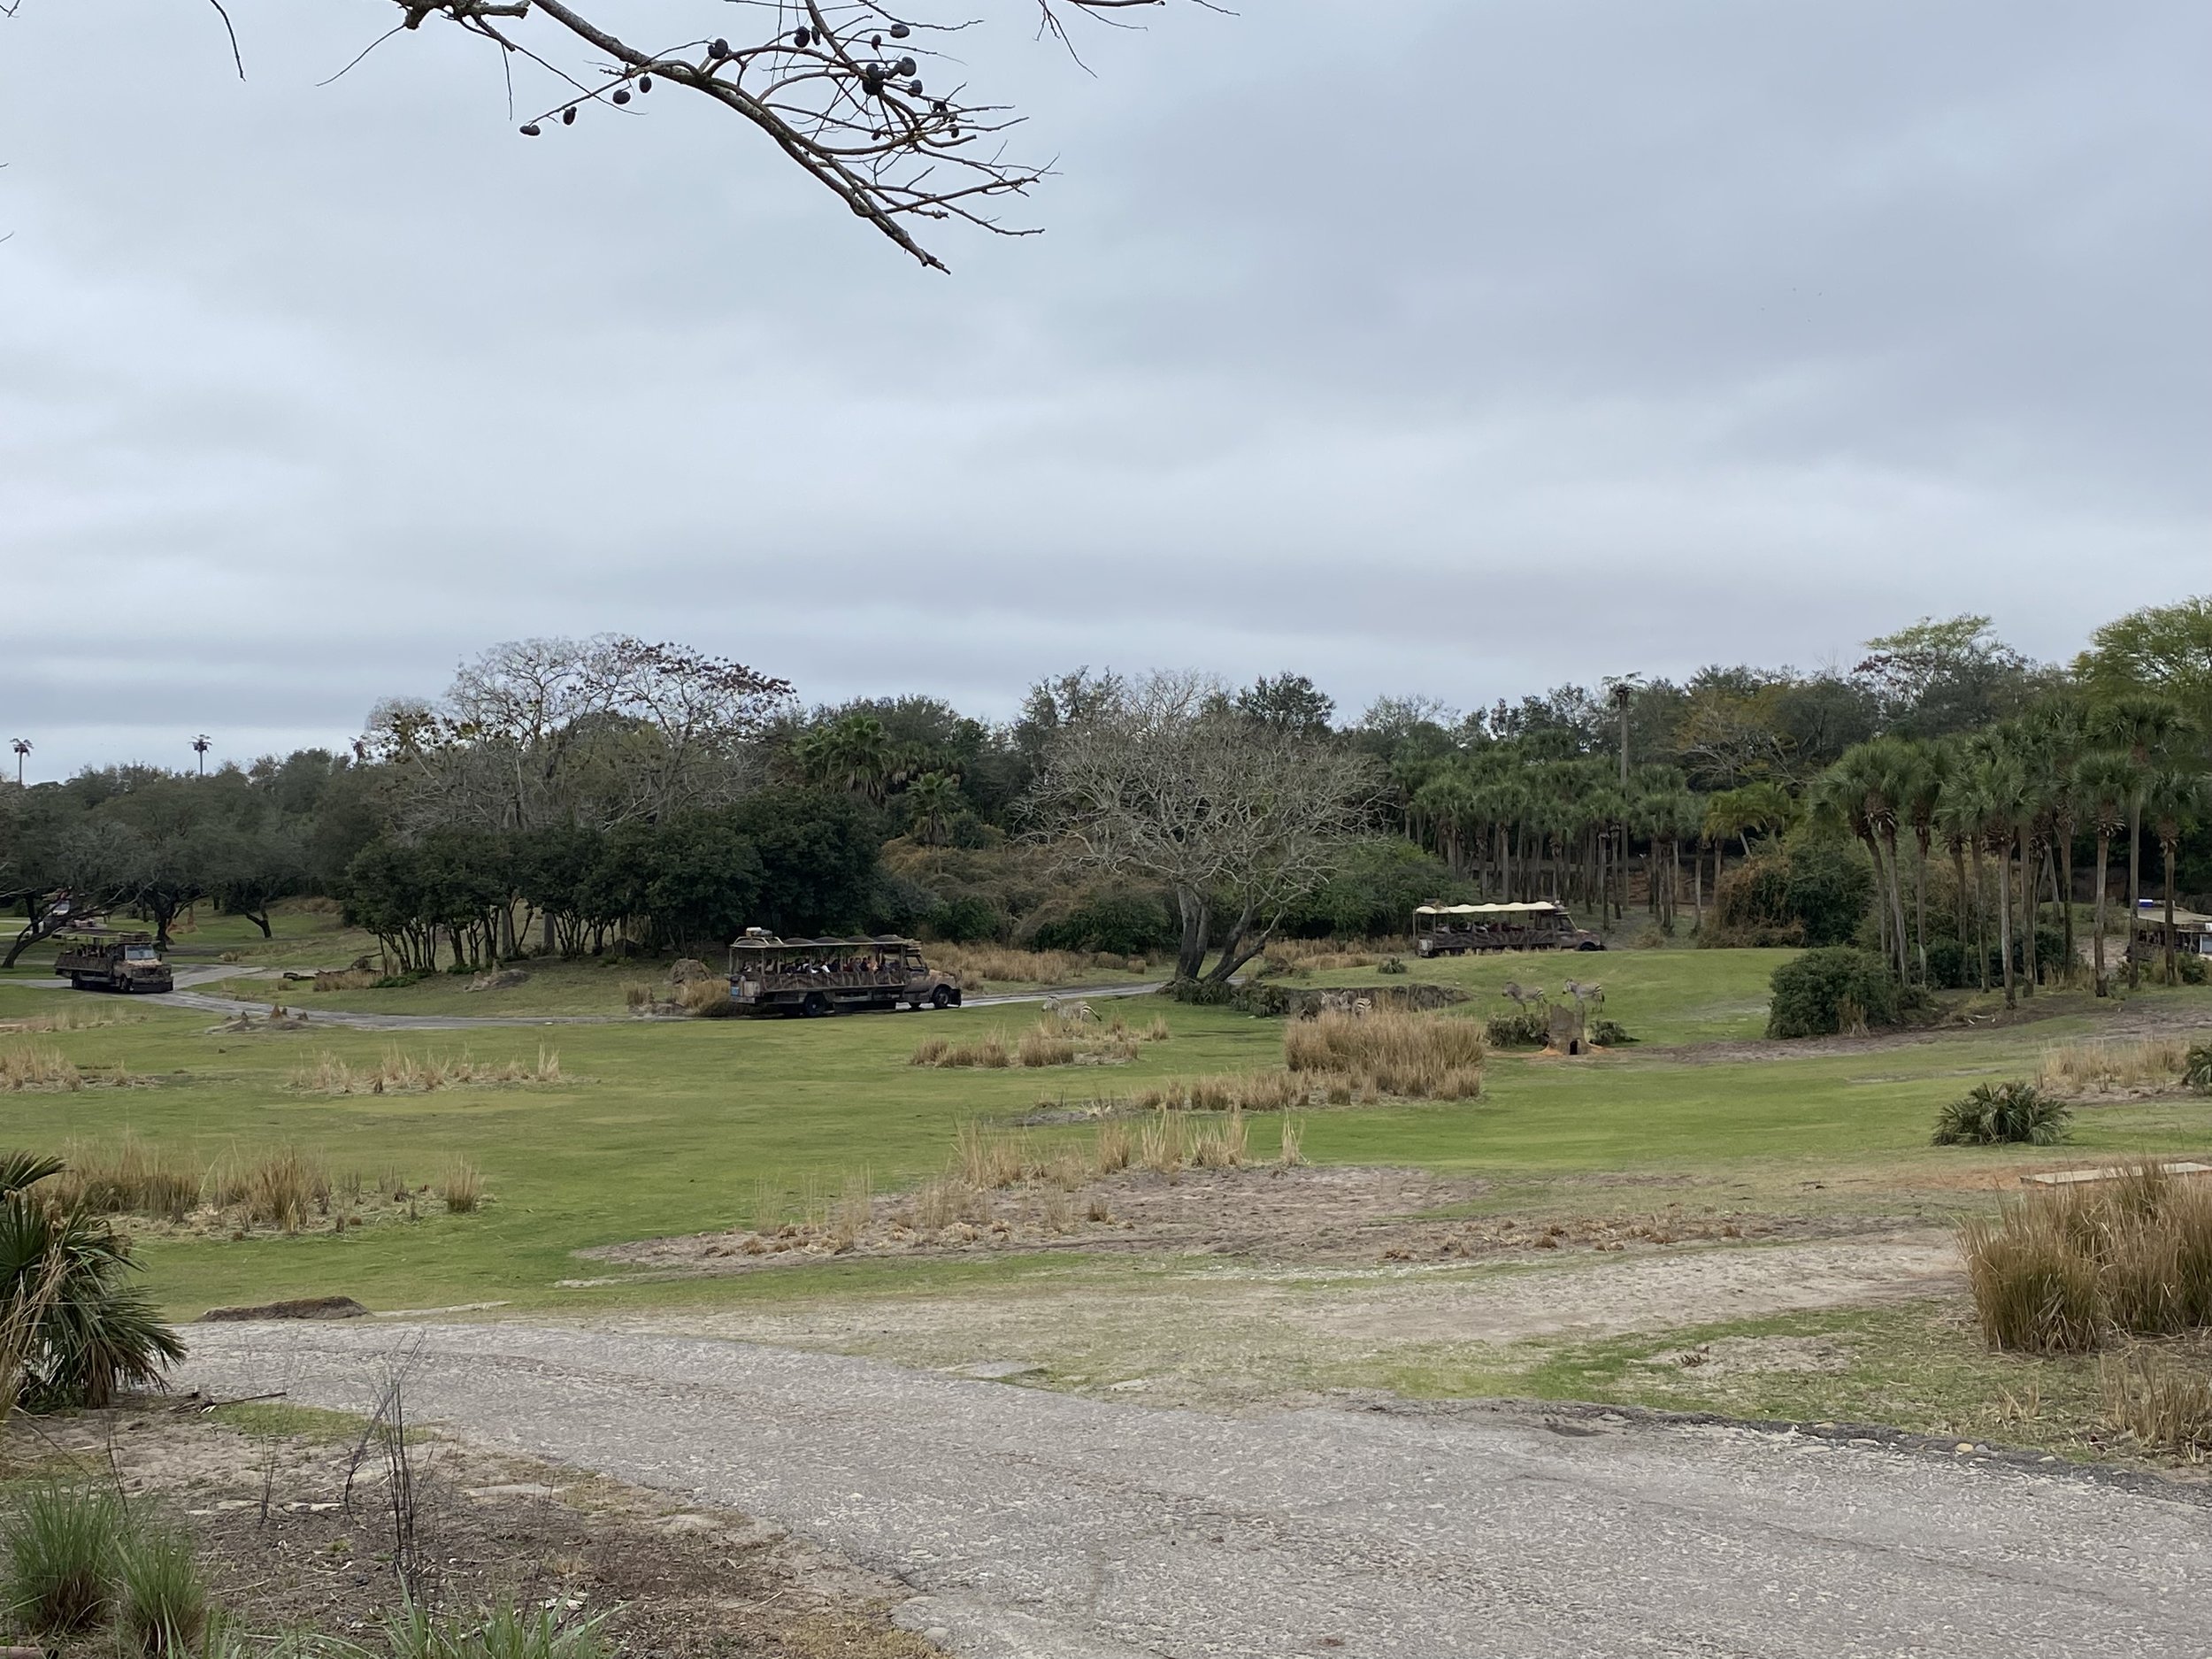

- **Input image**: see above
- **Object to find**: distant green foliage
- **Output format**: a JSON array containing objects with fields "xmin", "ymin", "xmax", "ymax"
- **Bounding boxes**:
[
  {"xmin": 1923, "ymin": 926, "xmax": 2069, "ymax": 991},
  {"xmin": 924, "ymin": 894, "xmax": 1006, "ymax": 944},
  {"xmin": 1705, "ymin": 840, "xmax": 1873, "ymax": 949},
  {"xmin": 1485, "ymin": 1007, "xmax": 1552, "ymax": 1048},
  {"xmin": 1026, "ymin": 890, "xmax": 1175, "ymax": 956},
  {"xmin": 1765, "ymin": 947, "xmax": 1901, "ymax": 1039},
  {"xmin": 1932, "ymin": 1081, "xmax": 2070, "ymax": 1147},
  {"xmin": 1280, "ymin": 838, "xmax": 1465, "ymax": 939}
]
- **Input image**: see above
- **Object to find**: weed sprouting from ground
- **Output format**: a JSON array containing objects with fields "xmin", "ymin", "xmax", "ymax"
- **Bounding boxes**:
[
  {"xmin": 1961, "ymin": 1164, "xmax": 2212, "ymax": 1353},
  {"xmin": 116, "ymin": 1522, "xmax": 211, "ymax": 1656}
]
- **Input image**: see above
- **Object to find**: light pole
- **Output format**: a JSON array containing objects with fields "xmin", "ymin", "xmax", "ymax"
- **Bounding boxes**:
[
  {"xmin": 192, "ymin": 733, "xmax": 211, "ymax": 776},
  {"xmin": 8, "ymin": 739, "xmax": 27, "ymax": 786}
]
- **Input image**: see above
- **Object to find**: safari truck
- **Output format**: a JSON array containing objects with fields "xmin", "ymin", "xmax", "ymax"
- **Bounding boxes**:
[
  {"xmin": 1414, "ymin": 901, "xmax": 1603, "ymax": 957},
  {"xmin": 54, "ymin": 933, "xmax": 175, "ymax": 994},
  {"xmin": 724, "ymin": 932, "xmax": 962, "ymax": 1018}
]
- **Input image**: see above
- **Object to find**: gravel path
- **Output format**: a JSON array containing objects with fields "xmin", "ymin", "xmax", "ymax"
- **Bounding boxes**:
[{"xmin": 182, "ymin": 1322, "xmax": 2207, "ymax": 1659}]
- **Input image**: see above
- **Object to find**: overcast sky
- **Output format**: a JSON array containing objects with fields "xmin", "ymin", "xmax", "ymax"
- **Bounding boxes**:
[{"xmin": 2, "ymin": 0, "xmax": 2206, "ymax": 778}]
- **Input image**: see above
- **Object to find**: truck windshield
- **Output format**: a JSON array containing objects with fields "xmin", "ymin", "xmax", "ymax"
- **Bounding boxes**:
[{"xmin": 125, "ymin": 947, "xmax": 157, "ymax": 961}]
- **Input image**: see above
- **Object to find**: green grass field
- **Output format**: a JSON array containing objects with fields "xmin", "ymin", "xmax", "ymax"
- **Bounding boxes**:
[{"xmin": 5, "ymin": 948, "xmax": 2211, "ymax": 1330}]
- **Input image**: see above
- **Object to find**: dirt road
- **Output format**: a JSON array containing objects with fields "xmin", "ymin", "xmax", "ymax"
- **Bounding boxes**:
[{"xmin": 181, "ymin": 1322, "xmax": 2207, "ymax": 1658}]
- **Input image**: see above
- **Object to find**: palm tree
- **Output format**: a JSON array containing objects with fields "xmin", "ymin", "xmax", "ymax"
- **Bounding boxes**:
[
  {"xmin": 904, "ymin": 772, "xmax": 963, "ymax": 847},
  {"xmin": 2073, "ymin": 749, "xmax": 2137, "ymax": 995},
  {"xmin": 2091, "ymin": 694, "xmax": 2194, "ymax": 989},
  {"xmin": 2145, "ymin": 769, "xmax": 2211, "ymax": 984},
  {"xmin": 1970, "ymin": 754, "xmax": 2030, "ymax": 1010},
  {"xmin": 1932, "ymin": 754, "xmax": 1981, "ymax": 985},
  {"xmin": 1900, "ymin": 741, "xmax": 1945, "ymax": 986}
]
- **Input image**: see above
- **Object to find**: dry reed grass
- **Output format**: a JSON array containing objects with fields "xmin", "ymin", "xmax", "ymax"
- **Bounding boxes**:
[
  {"xmin": 1280, "ymin": 1010, "xmax": 1486, "ymax": 1102},
  {"xmin": 0, "ymin": 1006, "xmax": 129, "ymax": 1035},
  {"xmin": 1278, "ymin": 1117, "xmax": 1307, "ymax": 1167},
  {"xmin": 0, "ymin": 1043, "xmax": 81, "ymax": 1092},
  {"xmin": 51, "ymin": 1134, "xmax": 205, "ymax": 1222},
  {"xmin": 311, "ymin": 968, "xmax": 380, "ymax": 992},
  {"xmin": 1135, "ymin": 1071, "xmax": 1310, "ymax": 1113},
  {"xmin": 440, "ymin": 1159, "xmax": 485, "ymax": 1215},
  {"xmin": 289, "ymin": 1046, "xmax": 563, "ymax": 1094},
  {"xmin": 208, "ymin": 1146, "xmax": 332, "ymax": 1233},
  {"xmin": 2037, "ymin": 1038, "xmax": 2187, "ymax": 1097},
  {"xmin": 924, "ymin": 944, "xmax": 1118, "ymax": 988},
  {"xmin": 2101, "ymin": 1347, "xmax": 2212, "ymax": 1458},
  {"xmin": 1960, "ymin": 1163, "xmax": 2212, "ymax": 1354},
  {"xmin": 676, "ymin": 976, "xmax": 739, "ymax": 1017}
]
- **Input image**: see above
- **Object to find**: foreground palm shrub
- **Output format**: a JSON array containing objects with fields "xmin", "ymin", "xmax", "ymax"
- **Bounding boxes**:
[
  {"xmin": 1, "ymin": 1153, "xmax": 184, "ymax": 1409},
  {"xmin": 2187, "ymin": 1041, "xmax": 2212, "ymax": 1096},
  {"xmin": 1960, "ymin": 1164, "xmax": 2212, "ymax": 1353},
  {"xmin": 1932, "ymin": 1081, "xmax": 2070, "ymax": 1146},
  {"xmin": 1, "ymin": 1482, "xmax": 124, "ymax": 1635}
]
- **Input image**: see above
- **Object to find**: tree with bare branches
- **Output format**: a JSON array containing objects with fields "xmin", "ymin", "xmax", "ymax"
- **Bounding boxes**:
[
  {"xmin": 1030, "ymin": 672, "xmax": 1379, "ymax": 984},
  {"xmin": 104, "ymin": 0, "xmax": 1206, "ymax": 270}
]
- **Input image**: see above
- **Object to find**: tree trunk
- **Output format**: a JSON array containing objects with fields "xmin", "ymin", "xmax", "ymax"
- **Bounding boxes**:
[
  {"xmin": 2092, "ymin": 830, "xmax": 2111, "ymax": 995},
  {"xmin": 2162, "ymin": 838, "xmax": 2179, "ymax": 984},
  {"xmin": 2126, "ymin": 803, "xmax": 2144, "ymax": 989},
  {"xmin": 1205, "ymin": 902, "xmax": 1271, "ymax": 984},
  {"xmin": 1970, "ymin": 841, "xmax": 1988, "ymax": 991},
  {"xmin": 1950, "ymin": 840, "xmax": 1969, "ymax": 962},
  {"xmin": 1173, "ymin": 887, "xmax": 1210, "ymax": 981},
  {"xmin": 2017, "ymin": 831, "xmax": 2036, "ymax": 997},
  {"xmin": 1911, "ymin": 833, "xmax": 1929, "ymax": 987},
  {"xmin": 1996, "ymin": 848, "xmax": 2016, "ymax": 1010},
  {"xmin": 2055, "ymin": 823, "xmax": 2075, "ymax": 984}
]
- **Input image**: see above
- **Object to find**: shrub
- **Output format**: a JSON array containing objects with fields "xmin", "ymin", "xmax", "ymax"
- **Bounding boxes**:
[
  {"xmin": 1704, "ymin": 840, "xmax": 1872, "ymax": 949},
  {"xmin": 2188, "ymin": 1041, "xmax": 2212, "ymax": 1096},
  {"xmin": 1484, "ymin": 1007, "xmax": 1551, "ymax": 1048},
  {"xmin": 2, "ymin": 1483, "xmax": 123, "ymax": 1635},
  {"xmin": 1765, "ymin": 947, "xmax": 1901, "ymax": 1039},
  {"xmin": 924, "ymin": 894, "xmax": 1005, "ymax": 944},
  {"xmin": 1932, "ymin": 1081, "xmax": 2070, "ymax": 1146},
  {"xmin": 1960, "ymin": 1165, "xmax": 2212, "ymax": 1353},
  {"xmin": 0, "ymin": 1155, "xmax": 185, "ymax": 1409},
  {"xmin": 1027, "ymin": 891, "xmax": 1177, "ymax": 956},
  {"xmin": 116, "ymin": 1524, "xmax": 210, "ymax": 1656}
]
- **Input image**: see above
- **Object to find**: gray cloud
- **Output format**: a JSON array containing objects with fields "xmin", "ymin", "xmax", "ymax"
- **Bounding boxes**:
[{"xmin": 1, "ymin": 0, "xmax": 2205, "ymax": 775}]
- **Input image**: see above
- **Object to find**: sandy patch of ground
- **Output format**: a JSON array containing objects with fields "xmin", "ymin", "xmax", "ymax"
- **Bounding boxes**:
[
  {"xmin": 602, "ymin": 1230, "xmax": 1961, "ymax": 1409},
  {"xmin": 580, "ymin": 1164, "xmax": 1842, "ymax": 1280}
]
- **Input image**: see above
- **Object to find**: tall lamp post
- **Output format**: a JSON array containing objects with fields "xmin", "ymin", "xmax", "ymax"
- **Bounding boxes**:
[
  {"xmin": 192, "ymin": 733, "xmax": 211, "ymax": 776},
  {"xmin": 8, "ymin": 739, "xmax": 27, "ymax": 786}
]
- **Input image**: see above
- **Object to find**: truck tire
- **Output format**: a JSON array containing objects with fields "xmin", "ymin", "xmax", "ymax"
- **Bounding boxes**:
[
  {"xmin": 931, "ymin": 985, "xmax": 952, "ymax": 1010},
  {"xmin": 802, "ymin": 992, "xmax": 830, "ymax": 1018}
]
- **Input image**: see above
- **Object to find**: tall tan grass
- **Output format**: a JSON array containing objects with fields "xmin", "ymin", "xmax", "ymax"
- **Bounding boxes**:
[
  {"xmin": 2101, "ymin": 1348, "xmax": 2212, "ymax": 1458},
  {"xmin": 2037, "ymin": 1038, "xmax": 2187, "ymax": 1096},
  {"xmin": 0, "ymin": 1006, "xmax": 129, "ymax": 1035},
  {"xmin": 208, "ymin": 1146, "xmax": 332, "ymax": 1233},
  {"xmin": 923, "ymin": 944, "xmax": 1132, "ymax": 988},
  {"xmin": 1960, "ymin": 1163, "xmax": 2212, "ymax": 1353},
  {"xmin": 52, "ymin": 1133, "xmax": 206, "ymax": 1221},
  {"xmin": 0, "ymin": 1043, "xmax": 81, "ymax": 1092},
  {"xmin": 311, "ymin": 968, "xmax": 380, "ymax": 992},
  {"xmin": 440, "ymin": 1159, "xmax": 485, "ymax": 1215},
  {"xmin": 1281, "ymin": 1010, "xmax": 1485, "ymax": 1101},
  {"xmin": 290, "ymin": 1046, "xmax": 562, "ymax": 1094}
]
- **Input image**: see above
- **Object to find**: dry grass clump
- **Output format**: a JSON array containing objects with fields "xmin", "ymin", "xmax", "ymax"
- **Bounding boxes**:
[
  {"xmin": 1960, "ymin": 1164, "xmax": 2212, "ymax": 1354},
  {"xmin": 0, "ymin": 1043, "xmax": 82, "ymax": 1092},
  {"xmin": 0, "ymin": 1006, "xmax": 130, "ymax": 1035},
  {"xmin": 1258, "ymin": 937, "xmax": 1409, "ymax": 975},
  {"xmin": 924, "ymin": 944, "xmax": 1108, "ymax": 989},
  {"xmin": 1281, "ymin": 1010, "xmax": 1486, "ymax": 1102},
  {"xmin": 911, "ymin": 1032, "xmax": 1013, "ymax": 1069},
  {"xmin": 2037, "ymin": 1037, "xmax": 2187, "ymax": 1097},
  {"xmin": 1278, "ymin": 1117, "xmax": 1307, "ymax": 1168},
  {"xmin": 311, "ymin": 967, "xmax": 380, "ymax": 992},
  {"xmin": 2101, "ymin": 1348, "xmax": 2212, "ymax": 1458},
  {"xmin": 289, "ymin": 1046, "xmax": 563, "ymax": 1094},
  {"xmin": 1135, "ymin": 1070, "xmax": 1310, "ymax": 1113},
  {"xmin": 915, "ymin": 1015, "xmax": 1144, "ymax": 1070},
  {"xmin": 50, "ymin": 1134, "xmax": 205, "ymax": 1222},
  {"xmin": 208, "ymin": 1146, "xmax": 333, "ymax": 1233},
  {"xmin": 676, "ymin": 975, "xmax": 739, "ymax": 1017},
  {"xmin": 440, "ymin": 1158, "xmax": 485, "ymax": 1215}
]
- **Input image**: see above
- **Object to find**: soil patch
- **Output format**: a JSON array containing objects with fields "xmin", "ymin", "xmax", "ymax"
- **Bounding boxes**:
[
  {"xmin": 10, "ymin": 1397, "xmax": 938, "ymax": 1658},
  {"xmin": 579, "ymin": 1164, "xmax": 1830, "ymax": 1280}
]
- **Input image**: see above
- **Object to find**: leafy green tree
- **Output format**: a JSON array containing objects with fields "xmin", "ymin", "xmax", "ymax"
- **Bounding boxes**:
[{"xmin": 2077, "ymin": 596, "xmax": 2212, "ymax": 734}]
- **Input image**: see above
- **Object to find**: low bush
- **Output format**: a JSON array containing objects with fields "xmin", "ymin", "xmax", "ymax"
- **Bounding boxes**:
[
  {"xmin": 2, "ymin": 1483, "xmax": 124, "ymax": 1635},
  {"xmin": 1702, "ymin": 840, "xmax": 1872, "ymax": 949},
  {"xmin": 1484, "ymin": 1007, "xmax": 1551, "ymax": 1048},
  {"xmin": 1932, "ymin": 1081, "xmax": 2070, "ymax": 1146},
  {"xmin": 1960, "ymin": 1164, "xmax": 2212, "ymax": 1353},
  {"xmin": 1765, "ymin": 947, "xmax": 1902, "ymax": 1039},
  {"xmin": 2189, "ymin": 1041, "xmax": 2212, "ymax": 1096}
]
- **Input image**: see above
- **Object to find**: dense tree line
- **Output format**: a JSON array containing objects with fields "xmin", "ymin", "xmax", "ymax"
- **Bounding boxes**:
[{"xmin": 4, "ymin": 602, "xmax": 2208, "ymax": 984}]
